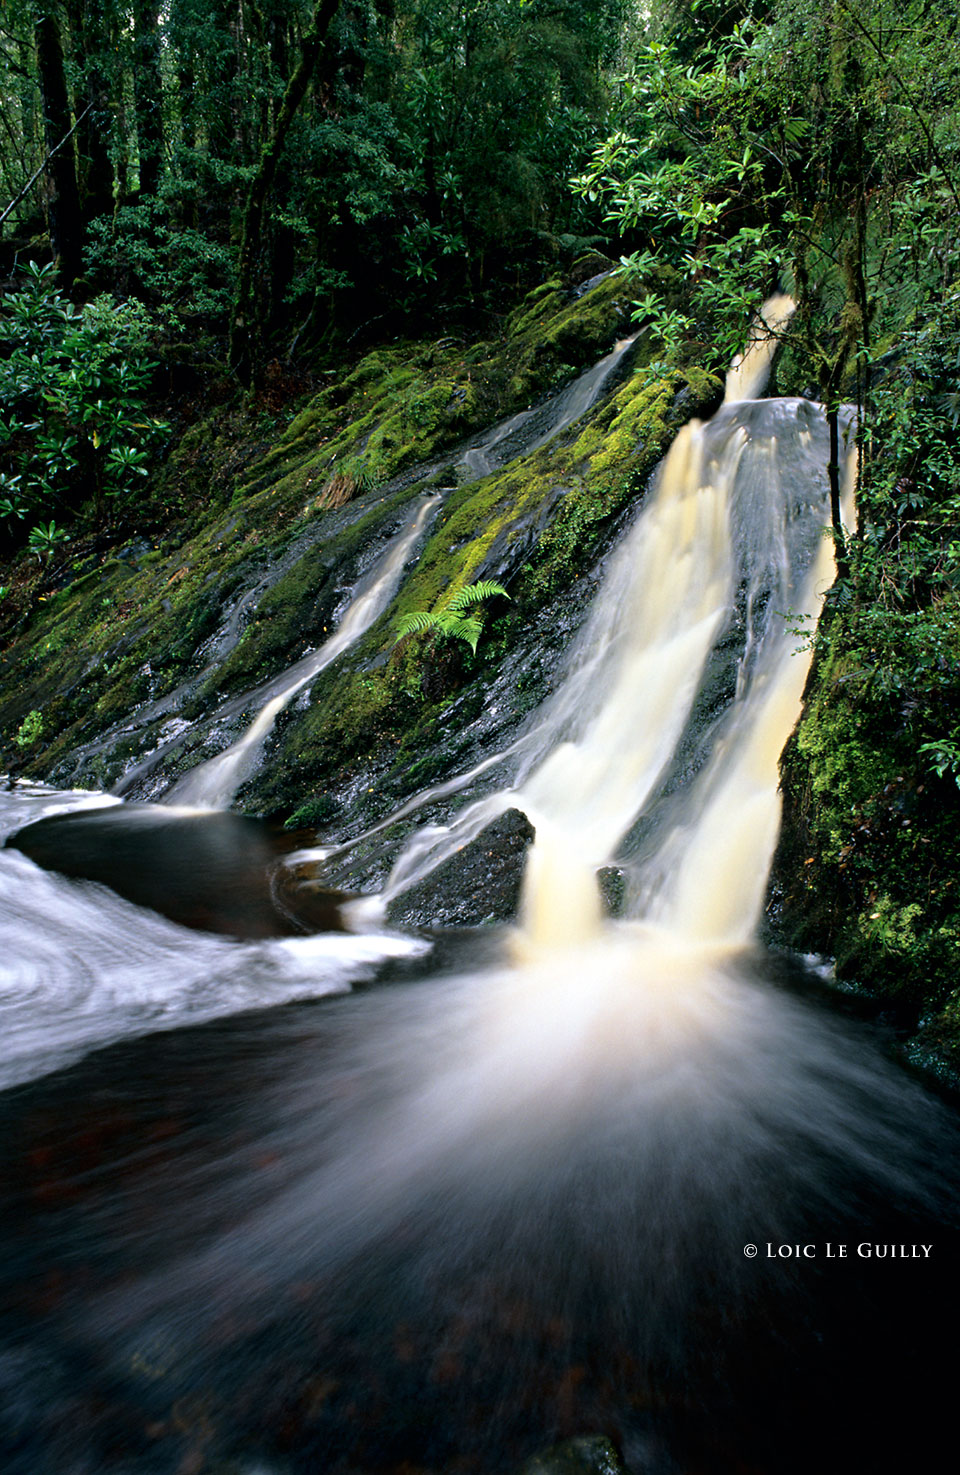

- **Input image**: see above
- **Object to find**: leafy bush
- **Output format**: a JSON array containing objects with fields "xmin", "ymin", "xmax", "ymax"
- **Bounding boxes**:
[
  {"xmin": 0, "ymin": 263, "xmax": 167, "ymax": 543},
  {"xmin": 14, "ymin": 709, "xmax": 43, "ymax": 748},
  {"xmin": 84, "ymin": 196, "xmax": 237, "ymax": 330}
]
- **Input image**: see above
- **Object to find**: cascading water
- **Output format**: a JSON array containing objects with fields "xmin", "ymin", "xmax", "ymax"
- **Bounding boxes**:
[
  {"xmin": 460, "ymin": 334, "xmax": 638, "ymax": 478},
  {"xmin": 364, "ymin": 297, "xmax": 852, "ymax": 944},
  {"xmin": 0, "ymin": 302, "xmax": 956, "ymax": 1475},
  {"xmin": 162, "ymin": 497, "xmax": 439, "ymax": 808},
  {"xmin": 155, "ymin": 329, "xmax": 639, "ymax": 811}
]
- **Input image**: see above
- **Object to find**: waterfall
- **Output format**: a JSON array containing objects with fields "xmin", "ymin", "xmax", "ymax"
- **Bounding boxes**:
[
  {"xmin": 162, "ymin": 498, "xmax": 439, "ymax": 809},
  {"xmin": 372, "ymin": 297, "xmax": 856, "ymax": 948},
  {"xmin": 460, "ymin": 334, "xmax": 638, "ymax": 478},
  {"xmin": 3, "ymin": 303, "xmax": 953, "ymax": 1475},
  {"xmin": 159, "ymin": 326, "xmax": 639, "ymax": 811},
  {"xmin": 514, "ymin": 396, "xmax": 855, "ymax": 951},
  {"xmin": 723, "ymin": 292, "xmax": 796, "ymax": 403}
]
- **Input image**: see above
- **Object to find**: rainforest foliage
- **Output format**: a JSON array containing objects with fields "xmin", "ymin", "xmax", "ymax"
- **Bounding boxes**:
[
  {"xmin": 2, "ymin": 0, "xmax": 960, "ymax": 1052},
  {"xmin": 1, "ymin": 0, "xmax": 625, "ymax": 364}
]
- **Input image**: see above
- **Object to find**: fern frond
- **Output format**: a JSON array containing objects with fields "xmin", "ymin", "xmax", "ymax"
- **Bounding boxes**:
[
  {"xmin": 395, "ymin": 610, "xmax": 442, "ymax": 638},
  {"xmin": 447, "ymin": 580, "xmax": 510, "ymax": 614},
  {"xmin": 440, "ymin": 613, "xmax": 483, "ymax": 653}
]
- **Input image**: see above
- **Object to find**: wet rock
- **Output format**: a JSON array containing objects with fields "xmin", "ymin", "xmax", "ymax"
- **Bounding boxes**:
[
  {"xmin": 518, "ymin": 1434, "xmax": 629, "ymax": 1475},
  {"xmin": 568, "ymin": 250, "xmax": 616, "ymax": 290},
  {"xmin": 597, "ymin": 865, "xmax": 625, "ymax": 917},
  {"xmin": 7, "ymin": 804, "xmax": 351, "ymax": 939},
  {"xmin": 385, "ymin": 807, "xmax": 535, "ymax": 930}
]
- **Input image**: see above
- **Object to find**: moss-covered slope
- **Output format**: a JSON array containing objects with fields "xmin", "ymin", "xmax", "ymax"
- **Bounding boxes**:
[
  {"xmin": 241, "ymin": 361, "xmax": 721, "ymax": 829},
  {"xmin": 0, "ymin": 261, "xmax": 645, "ymax": 790}
]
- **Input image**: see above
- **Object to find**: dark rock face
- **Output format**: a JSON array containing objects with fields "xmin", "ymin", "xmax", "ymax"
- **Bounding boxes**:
[
  {"xmin": 597, "ymin": 864, "xmax": 625, "ymax": 917},
  {"xmin": 385, "ymin": 807, "xmax": 535, "ymax": 930},
  {"xmin": 7, "ymin": 804, "xmax": 349, "ymax": 939},
  {"xmin": 518, "ymin": 1435, "xmax": 630, "ymax": 1475}
]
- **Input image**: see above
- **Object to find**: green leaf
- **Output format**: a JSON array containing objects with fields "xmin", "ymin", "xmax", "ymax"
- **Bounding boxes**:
[{"xmin": 446, "ymin": 580, "xmax": 510, "ymax": 614}]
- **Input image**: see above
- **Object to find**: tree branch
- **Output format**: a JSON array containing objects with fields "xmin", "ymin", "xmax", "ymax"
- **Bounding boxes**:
[{"xmin": 0, "ymin": 103, "xmax": 91, "ymax": 230}]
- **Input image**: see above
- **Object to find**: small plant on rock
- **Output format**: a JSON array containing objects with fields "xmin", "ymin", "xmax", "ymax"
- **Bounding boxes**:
[
  {"xmin": 15, "ymin": 709, "xmax": 43, "ymax": 749},
  {"xmin": 395, "ymin": 580, "xmax": 510, "ymax": 655}
]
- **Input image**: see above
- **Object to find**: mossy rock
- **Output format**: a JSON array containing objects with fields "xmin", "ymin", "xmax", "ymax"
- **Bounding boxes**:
[
  {"xmin": 771, "ymin": 595, "xmax": 960, "ymax": 1056},
  {"xmin": 1, "ymin": 265, "xmax": 711, "ymax": 835},
  {"xmin": 240, "ymin": 362, "xmax": 720, "ymax": 827}
]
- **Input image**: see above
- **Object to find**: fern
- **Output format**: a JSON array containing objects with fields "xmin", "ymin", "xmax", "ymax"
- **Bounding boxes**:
[
  {"xmin": 447, "ymin": 580, "xmax": 509, "ymax": 613},
  {"xmin": 394, "ymin": 580, "xmax": 509, "ymax": 655},
  {"xmin": 395, "ymin": 610, "xmax": 442, "ymax": 638}
]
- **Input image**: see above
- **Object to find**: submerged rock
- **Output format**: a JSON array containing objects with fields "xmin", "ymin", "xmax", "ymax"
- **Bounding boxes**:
[
  {"xmin": 385, "ymin": 806, "xmax": 535, "ymax": 930},
  {"xmin": 7, "ymin": 804, "xmax": 350, "ymax": 939}
]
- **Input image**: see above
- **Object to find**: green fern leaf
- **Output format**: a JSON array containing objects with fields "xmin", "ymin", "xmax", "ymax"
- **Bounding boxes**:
[
  {"xmin": 441, "ymin": 613, "xmax": 483, "ymax": 652},
  {"xmin": 395, "ymin": 610, "xmax": 442, "ymax": 638},
  {"xmin": 446, "ymin": 580, "xmax": 510, "ymax": 614},
  {"xmin": 394, "ymin": 580, "xmax": 508, "ymax": 653}
]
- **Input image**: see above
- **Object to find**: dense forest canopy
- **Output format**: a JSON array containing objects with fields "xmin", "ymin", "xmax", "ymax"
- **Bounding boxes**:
[
  {"xmin": 2, "ymin": 0, "xmax": 959, "ymax": 613},
  {"xmin": 2, "ymin": 1, "xmax": 956, "ymax": 573},
  {"xmin": 1, "ymin": 1, "xmax": 625, "ymax": 353}
]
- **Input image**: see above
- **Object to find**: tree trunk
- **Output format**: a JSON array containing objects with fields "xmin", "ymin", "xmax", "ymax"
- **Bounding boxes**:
[
  {"xmin": 67, "ymin": 0, "xmax": 115, "ymax": 224},
  {"xmin": 229, "ymin": 0, "xmax": 342, "ymax": 383},
  {"xmin": 35, "ymin": 6, "xmax": 83, "ymax": 284},
  {"xmin": 826, "ymin": 400, "xmax": 849, "ymax": 583},
  {"xmin": 132, "ymin": 0, "xmax": 165, "ymax": 198}
]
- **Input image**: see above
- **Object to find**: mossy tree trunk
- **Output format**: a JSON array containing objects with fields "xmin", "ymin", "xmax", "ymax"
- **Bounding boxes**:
[{"xmin": 229, "ymin": 0, "xmax": 342, "ymax": 386}]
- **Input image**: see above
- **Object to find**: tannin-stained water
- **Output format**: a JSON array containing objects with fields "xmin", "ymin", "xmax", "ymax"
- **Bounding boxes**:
[{"xmin": 1, "ymin": 303, "xmax": 957, "ymax": 1475}]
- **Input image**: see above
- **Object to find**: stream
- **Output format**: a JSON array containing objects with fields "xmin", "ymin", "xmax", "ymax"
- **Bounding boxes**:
[{"xmin": 1, "ymin": 302, "xmax": 958, "ymax": 1474}]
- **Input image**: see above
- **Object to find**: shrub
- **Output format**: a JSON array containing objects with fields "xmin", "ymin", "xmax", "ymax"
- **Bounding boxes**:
[{"xmin": 0, "ymin": 263, "xmax": 167, "ymax": 544}]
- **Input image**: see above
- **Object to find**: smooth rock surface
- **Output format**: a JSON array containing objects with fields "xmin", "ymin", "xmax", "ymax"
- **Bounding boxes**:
[{"xmin": 7, "ymin": 804, "xmax": 350, "ymax": 938}]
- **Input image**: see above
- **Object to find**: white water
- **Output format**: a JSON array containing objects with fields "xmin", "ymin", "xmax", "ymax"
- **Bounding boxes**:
[
  {"xmin": 106, "ymin": 302, "xmax": 924, "ymax": 1318},
  {"xmin": 0, "ymin": 785, "xmax": 427, "ymax": 1089},
  {"xmin": 460, "ymin": 333, "xmax": 638, "ymax": 477},
  {"xmin": 163, "ymin": 498, "xmax": 438, "ymax": 808},
  {"xmin": 369, "ymin": 303, "xmax": 855, "ymax": 946},
  {"xmin": 724, "ymin": 292, "xmax": 796, "ymax": 403}
]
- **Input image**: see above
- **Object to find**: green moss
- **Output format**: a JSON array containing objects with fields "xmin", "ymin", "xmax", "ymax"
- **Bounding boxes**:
[
  {"xmin": 524, "ymin": 368, "xmax": 721, "ymax": 601},
  {"xmin": 0, "ymin": 264, "xmax": 677, "ymax": 800},
  {"xmin": 200, "ymin": 487, "xmax": 413, "ymax": 700},
  {"xmin": 775, "ymin": 595, "xmax": 960, "ymax": 1033},
  {"xmin": 241, "ymin": 363, "xmax": 721, "ymax": 820}
]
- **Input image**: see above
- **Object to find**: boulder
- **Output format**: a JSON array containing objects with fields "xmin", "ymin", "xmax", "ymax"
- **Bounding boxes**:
[
  {"xmin": 386, "ymin": 807, "xmax": 535, "ymax": 929},
  {"xmin": 7, "ymin": 803, "xmax": 350, "ymax": 939}
]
